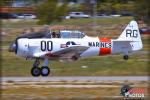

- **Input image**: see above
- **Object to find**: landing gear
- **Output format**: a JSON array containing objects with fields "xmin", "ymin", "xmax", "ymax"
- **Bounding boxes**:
[
  {"xmin": 40, "ymin": 58, "xmax": 50, "ymax": 76},
  {"xmin": 123, "ymin": 55, "xmax": 129, "ymax": 60},
  {"xmin": 31, "ymin": 59, "xmax": 40, "ymax": 77},
  {"xmin": 31, "ymin": 58, "xmax": 50, "ymax": 77},
  {"xmin": 41, "ymin": 66, "xmax": 50, "ymax": 76},
  {"xmin": 31, "ymin": 67, "xmax": 41, "ymax": 77},
  {"xmin": 33, "ymin": 58, "xmax": 40, "ymax": 67}
]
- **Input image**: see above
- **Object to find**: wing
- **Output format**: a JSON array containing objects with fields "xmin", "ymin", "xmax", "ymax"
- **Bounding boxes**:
[
  {"xmin": 33, "ymin": 51, "xmax": 49, "ymax": 57},
  {"xmin": 33, "ymin": 46, "xmax": 89, "ymax": 59},
  {"xmin": 53, "ymin": 46, "xmax": 89, "ymax": 55}
]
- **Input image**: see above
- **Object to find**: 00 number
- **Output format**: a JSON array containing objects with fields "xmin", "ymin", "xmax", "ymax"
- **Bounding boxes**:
[{"xmin": 41, "ymin": 41, "xmax": 53, "ymax": 51}]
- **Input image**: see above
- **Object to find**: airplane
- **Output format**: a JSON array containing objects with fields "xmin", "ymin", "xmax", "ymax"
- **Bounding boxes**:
[{"xmin": 9, "ymin": 20, "xmax": 143, "ymax": 77}]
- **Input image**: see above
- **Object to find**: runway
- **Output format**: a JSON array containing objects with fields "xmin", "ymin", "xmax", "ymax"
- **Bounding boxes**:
[{"xmin": 1, "ymin": 76, "xmax": 149, "ymax": 82}]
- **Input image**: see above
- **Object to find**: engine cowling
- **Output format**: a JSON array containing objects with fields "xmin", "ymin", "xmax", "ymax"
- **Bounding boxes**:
[{"xmin": 17, "ymin": 38, "xmax": 29, "ymax": 57}]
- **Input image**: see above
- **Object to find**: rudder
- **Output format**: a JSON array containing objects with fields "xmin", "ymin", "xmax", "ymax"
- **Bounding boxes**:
[{"xmin": 117, "ymin": 20, "xmax": 143, "ymax": 51}]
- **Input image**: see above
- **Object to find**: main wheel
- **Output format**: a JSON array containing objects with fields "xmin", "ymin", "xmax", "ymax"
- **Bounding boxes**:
[
  {"xmin": 123, "ymin": 55, "xmax": 129, "ymax": 60},
  {"xmin": 41, "ymin": 66, "xmax": 50, "ymax": 76},
  {"xmin": 31, "ymin": 67, "xmax": 41, "ymax": 77}
]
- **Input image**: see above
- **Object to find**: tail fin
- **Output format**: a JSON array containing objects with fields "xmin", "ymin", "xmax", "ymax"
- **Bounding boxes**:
[{"xmin": 117, "ymin": 20, "xmax": 143, "ymax": 51}]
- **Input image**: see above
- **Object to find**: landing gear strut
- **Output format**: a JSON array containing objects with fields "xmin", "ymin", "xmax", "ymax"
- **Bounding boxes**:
[
  {"xmin": 31, "ymin": 59, "xmax": 40, "ymax": 77},
  {"xmin": 31, "ymin": 58, "xmax": 50, "ymax": 77}
]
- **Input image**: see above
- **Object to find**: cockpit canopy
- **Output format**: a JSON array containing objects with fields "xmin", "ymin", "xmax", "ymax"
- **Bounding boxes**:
[
  {"xmin": 18, "ymin": 30, "xmax": 85, "ymax": 39},
  {"xmin": 59, "ymin": 30, "xmax": 85, "ymax": 38}
]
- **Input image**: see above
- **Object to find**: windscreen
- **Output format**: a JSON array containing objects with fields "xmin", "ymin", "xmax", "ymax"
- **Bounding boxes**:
[{"xmin": 60, "ymin": 31, "xmax": 85, "ymax": 38}]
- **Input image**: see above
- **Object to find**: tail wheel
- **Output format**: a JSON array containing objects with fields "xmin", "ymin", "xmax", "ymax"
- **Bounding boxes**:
[
  {"xmin": 41, "ymin": 66, "xmax": 50, "ymax": 76},
  {"xmin": 123, "ymin": 55, "xmax": 129, "ymax": 60},
  {"xmin": 72, "ymin": 56, "xmax": 78, "ymax": 61},
  {"xmin": 31, "ymin": 67, "xmax": 41, "ymax": 77}
]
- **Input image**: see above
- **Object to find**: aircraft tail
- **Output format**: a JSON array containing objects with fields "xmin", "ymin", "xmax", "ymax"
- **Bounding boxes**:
[{"xmin": 117, "ymin": 20, "xmax": 143, "ymax": 51}]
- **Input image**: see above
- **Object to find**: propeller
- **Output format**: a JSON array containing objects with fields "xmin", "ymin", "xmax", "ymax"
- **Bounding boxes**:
[{"xmin": 9, "ymin": 41, "xmax": 17, "ymax": 53}]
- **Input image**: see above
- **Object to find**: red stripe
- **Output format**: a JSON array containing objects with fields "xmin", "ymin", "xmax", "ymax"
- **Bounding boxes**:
[
  {"xmin": 99, "ymin": 38, "xmax": 111, "ymax": 55},
  {"xmin": 100, "ymin": 38, "xmax": 111, "ymax": 42}
]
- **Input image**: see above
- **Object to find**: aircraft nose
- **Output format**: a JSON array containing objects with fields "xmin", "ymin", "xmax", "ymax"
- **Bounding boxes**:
[{"xmin": 9, "ymin": 42, "xmax": 16, "ymax": 52}]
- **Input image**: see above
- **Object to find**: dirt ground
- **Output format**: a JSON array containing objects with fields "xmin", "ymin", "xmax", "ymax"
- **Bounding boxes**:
[{"xmin": 1, "ymin": 80, "xmax": 149, "ymax": 100}]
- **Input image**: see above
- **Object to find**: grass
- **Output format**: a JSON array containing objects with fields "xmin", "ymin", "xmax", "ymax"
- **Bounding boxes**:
[
  {"xmin": 1, "ymin": 49, "xmax": 149, "ymax": 76},
  {"xmin": 0, "ymin": 87, "xmax": 124, "ymax": 100},
  {"xmin": 1, "ymin": 86, "xmax": 149, "ymax": 100},
  {"xmin": 2, "ymin": 17, "xmax": 132, "ymax": 28},
  {"xmin": 1, "ymin": 78, "xmax": 149, "ymax": 100},
  {"xmin": 2, "ymin": 19, "xmax": 39, "ymax": 29},
  {"xmin": 53, "ymin": 17, "xmax": 133, "ymax": 25},
  {"xmin": 1, "ymin": 17, "xmax": 149, "ymax": 76}
]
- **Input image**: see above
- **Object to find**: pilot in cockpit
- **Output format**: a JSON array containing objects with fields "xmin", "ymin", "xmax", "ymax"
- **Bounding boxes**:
[
  {"xmin": 52, "ymin": 32, "xmax": 57, "ymax": 38},
  {"xmin": 51, "ymin": 31, "xmax": 60, "ymax": 38}
]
